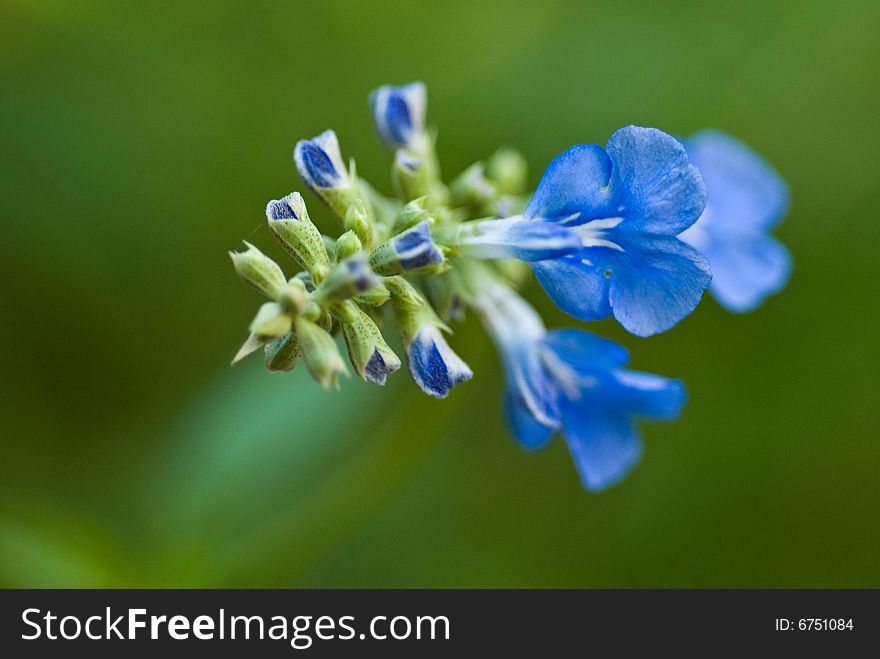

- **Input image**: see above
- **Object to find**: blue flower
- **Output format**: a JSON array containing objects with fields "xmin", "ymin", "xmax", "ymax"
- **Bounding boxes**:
[
  {"xmin": 476, "ymin": 280, "xmax": 685, "ymax": 491},
  {"xmin": 407, "ymin": 322, "xmax": 473, "ymax": 398},
  {"xmin": 294, "ymin": 130, "xmax": 350, "ymax": 192},
  {"xmin": 525, "ymin": 126, "xmax": 711, "ymax": 337},
  {"xmin": 370, "ymin": 82, "xmax": 427, "ymax": 152},
  {"xmin": 679, "ymin": 130, "xmax": 791, "ymax": 312}
]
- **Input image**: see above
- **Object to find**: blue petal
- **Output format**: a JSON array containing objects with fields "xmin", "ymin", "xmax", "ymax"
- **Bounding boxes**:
[
  {"xmin": 296, "ymin": 141, "xmax": 339, "ymax": 188},
  {"xmin": 266, "ymin": 199, "xmax": 297, "ymax": 220},
  {"xmin": 505, "ymin": 343, "xmax": 561, "ymax": 429},
  {"xmin": 699, "ymin": 231, "xmax": 791, "ymax": 312},
  {"xmin": 685, "ymin": 130, "xmax": 789, "ymax": 232},
  {"xmin": 559, "ymin": 398, "xmax": 643, "ymax": 492},
  {"xmin": 531, "ymin": 254, "xmax": 613, "ymax": 321},
  {"xmin": 541, "ymin": 329, "xmax": 629, "ymax": 370},
  {"xmin": 408, "ymin": 326, "xmax": 473, "ymax": 398},
  {"xmin": 524, "ymin": 144, "xmax": 613, "ymax": 221},
  {"xmin": 364, "ymin": 349, "xmax": 395, "ymax": 385},
  {"xmin": 605, "ymin": 126, "xmax": 707, "ymax": 236},
  {"xmin": 504, "ymin": 389, "xmax": 555, "ymax": 450},
  {"xmin": 606, "ymin": 234, "xmax": 711, "ymax": 336},
  {"xmin": 459, "ymin": 218, "xmax": 582, "ymax": 261},
  {"xmin": 607, "ymin": 370, "xmax": 686, "ymax": 421}
]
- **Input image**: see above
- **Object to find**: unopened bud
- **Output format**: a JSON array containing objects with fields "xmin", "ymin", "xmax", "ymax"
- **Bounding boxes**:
[
  {"xmin": 369, "ymin": 221, "xmax": 444, "ymax": 276},
  {"xmin": 249, "ymin": 302, "xmax": 292, "ymax": 338},
  {"xmin": 266, "ymin": 192, "xmax": 331, "ymax": 273},
  {"xmin": 335, "ymin": 230, "xmax": 363, "ymax": 261},
  {"xmin": 343, "ymin": 200, "xmax": 373, "ymax": 248},
  {"xmin": 391, "ymin": 197, "xmax": 430, "ymax": 234},
  {"xmin": 312, "ymin": 252, "xmax": 378, "ymax": 304},
  {"xmin": 230, "ymin": 242, "xmax": 286, "ymax": 300},
  {"xmin": 450, "ymin": 162, "xmax": 497, "ymax": 209},
  {"xmin": 355, "ymin": 282, "xmax": 391, "ymax": 307},
  {"xmin": 391, "ymin": 150, "xmax": 431, "ymax": 201},
  {"xmin": 384, "ymin": 275, "xmax": 425, "ymax": 311},
  {"xmin": 295, "ymin": 316, "xmax": 348, "ymax": 388},
  {"xmin": 264, "ymin": 332, "xmax": 301, "ymax": 372},
  {"xmin": 335, "ymin": 301, "xmax": 401, "ymax": 385},
  {"xmin": 486, "ymin": 147, "xmax": 528, "ymax": 195},
  {"xmin": 278, "ymin": 278, "xmax": 308, "ymax": 316}
]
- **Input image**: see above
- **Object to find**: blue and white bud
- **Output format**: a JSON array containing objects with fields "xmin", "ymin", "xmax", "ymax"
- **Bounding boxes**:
[
  {"xmin": 395, "ymin": 301, "xmax": 472, "ymax": 398},
  {"xmin": 294, "ymin": 129, "xmax": 350, "ymax": 191},
  {"xmin": 406, "ymin": 323, "xmax": 473, "ymax": 399},
  {"xmin": 294, "ymin": 130, "xmax": 364, "ymax": 219},
  {"xmin": 312, "ymin": 252, "xmax": 378, "ymax": 304},
  {"xmin": 229, "ymin": 241, "xmax": 286, "ymax": 300},
  {"xmin": 334, "ymin": 301, "xmax": 401, "ymax": 386},
  {"xmin": 455, "ymin": 217, "xmax": 582, "ymax": 262},
  {"xmin": 265, "ymin": 192, "xmax": 331, "ymax": 274},
  {"xmin": 370, "ymin": 82, "xmax": 428, "ymax": 153},
  {"xmin": 368, "ymin": 221, "xmax": 444, "ymax": 275}
]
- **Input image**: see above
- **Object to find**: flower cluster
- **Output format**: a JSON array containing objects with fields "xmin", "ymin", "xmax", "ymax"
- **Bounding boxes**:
[{"xmin": 230, "ymin": 82, "xmax": 791, "ymax": 491}]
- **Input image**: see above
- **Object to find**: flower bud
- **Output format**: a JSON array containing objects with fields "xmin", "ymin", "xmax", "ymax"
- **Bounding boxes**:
[
  {"xmin": 335, "ymin": 230, "xmax": 362, "ymax": 261},
  {"xmin": 264, "ymin": 332, "xmax": 300, "ymax": 372},
  {"xmin": 391, "ymin": 151, "xmax": 431, "ymax": 202},
  {"xmin": 385, "ymin": 275, "xmax": 425, "ymax": 311},
  {"xmin": 486, "ymin": 147, "xmax": 528, "ymax": 195},
  {"xmin": 294, "ymin": 130, "xmax": 362, "ymax": 219},
  {"xmin": 450, "ymin": 162, "xmax": 497, "ymax": 209},
  {"xmin": 355, "ymin": 282, "xmax": 391, "ymax": 307},
  {"xmin": 295, "ymin": 316, "xmax": 347, "ymax": 388},
  {"xmin": 312, "ymin": 252, "xmax": 378, "ymax": 304},
  {"xmin": 370, "ymin": 82, "xmax": 427, "ymax": 153},
  {"xmin": 335, "ymin": 301, "xmax": 401, "ymax": 385},
  {"xmin": 229, "ymin": 242, "xmax": 286, "ymax": 300},
  {"xmin": 343, "ymin": 200, "xmax": 373, "ymax": 248},
  {"xmin": 249, "ymin": 302, "xmax": 292, "ymax": 338},
  {"xmin": 394, "ymin": 302, "xmax": 471, "ymax": 398},
  {"xmin": 277, "ymin": 278, "xmax": 308, "ymax": 316},
  {"xmin": 265, "ymin": 192, "xmax": 330, "ymax": 274},
  {"xmin": 368, "ymin": 221, "xmax": 444, "ymax": 276},
  {"xmin": 391, "ymin": 197, "xmax": 430, "ymax": 234}
]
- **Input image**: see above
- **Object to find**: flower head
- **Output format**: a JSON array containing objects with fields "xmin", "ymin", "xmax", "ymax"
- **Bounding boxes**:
[
  {"xmin": 526, "ymin": 126, "xmax": 711, "ymax": 337},
  {"xmin": 370, "ymin": 82, "xmax": 428, "ymax": 152},
  {"xmin": 476, "ymin": 280, "xmax": 685, "ymax": 491},
  {"xmin": 679, "ymin": 130, "xmax": 791, "ymax": 312}
]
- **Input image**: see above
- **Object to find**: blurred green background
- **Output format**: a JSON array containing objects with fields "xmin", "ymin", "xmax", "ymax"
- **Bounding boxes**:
[{"xmin": 1, "ymin": 0, "xmax": 878, "ymax": 587}]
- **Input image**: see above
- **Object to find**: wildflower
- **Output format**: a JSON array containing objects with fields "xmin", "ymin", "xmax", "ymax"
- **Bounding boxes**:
[
  {"xmin": 475, "ymin": 279, "xmax": 685, "ymax": 491},
  {"xmin": 679, "ymin": 130, "xmax": 791, "ymax": 312},
  {"xmin": 526, "ymin": 126, "xmax": 712, "ymax": 337}
]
